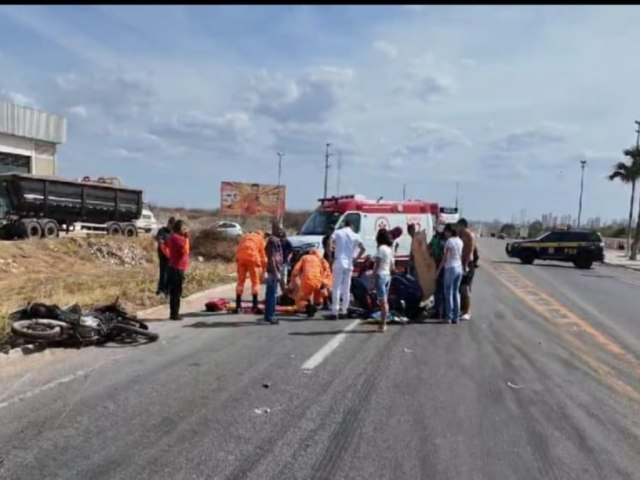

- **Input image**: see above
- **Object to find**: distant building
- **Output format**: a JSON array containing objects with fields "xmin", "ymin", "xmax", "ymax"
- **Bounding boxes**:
[
  {"xmin": 0, "ymin": 101, "xmax": 67, "ymax": 176},
  {"xmin": 542, "ymin": 214, "xmax": 550, "ymax": 227}
]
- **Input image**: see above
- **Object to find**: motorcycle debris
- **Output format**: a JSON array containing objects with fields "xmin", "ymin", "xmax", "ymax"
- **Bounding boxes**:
[
  {"xmin": 403, "ymin": 348, "xmax": 413, "ymax": 353},
  {"xmin": 507, "ymin": 381, "xmax": 524, "ymax": 389},
  {"xmin": 262, "ymin": 383, "xmax": 271, "ymax": 389},
  {"xmin": 254, "ymin": 407, "xmax": 271, "ymax": 415}
]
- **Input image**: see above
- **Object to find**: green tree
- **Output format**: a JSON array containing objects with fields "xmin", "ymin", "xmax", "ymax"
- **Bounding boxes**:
[
  {"xmin": 499, "ymin": 223, "xmax": 517, "ymax": 237},
  {"xmin": 608, "ymin": 146, "xmax": 640, "ymax": 259},
  {"xmin": 528, "ymin": 220, "xmax": 544, "ymax": 239}
]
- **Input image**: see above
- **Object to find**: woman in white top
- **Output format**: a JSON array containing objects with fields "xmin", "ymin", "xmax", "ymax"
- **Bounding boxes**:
[
  {"xmin": 435, "ymin": 223, "xmax": 464, "ymax": 324},
  {"xmin": 374, "ymin": 228, "xmax": 395, "ymax": 333}
]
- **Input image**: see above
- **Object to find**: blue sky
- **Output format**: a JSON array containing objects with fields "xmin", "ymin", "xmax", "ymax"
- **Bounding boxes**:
[{"xmin": 1, "ymin": 5, "xmax": 638, "ymax": 222}]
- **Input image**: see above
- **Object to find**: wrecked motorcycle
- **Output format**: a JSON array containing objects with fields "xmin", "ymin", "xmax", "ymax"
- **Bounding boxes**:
[{"xmin": 9, "ymin": 298, "xmax": 159, "ymax": 345}]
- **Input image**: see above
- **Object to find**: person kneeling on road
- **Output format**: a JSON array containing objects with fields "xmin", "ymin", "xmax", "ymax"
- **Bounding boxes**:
[
  {"xmin": 235, "ymin": 229, "xmax": 267, "ymax": 314},
  {"xmin": 167, "ymin": 220, "xmax": 190, "ymax": 321},
  {"xmin": 289, "ymin": 248, "xmax": 331, "ymax": 317}
]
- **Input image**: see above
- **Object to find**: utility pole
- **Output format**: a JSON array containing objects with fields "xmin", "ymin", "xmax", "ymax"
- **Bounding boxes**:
[
  {"xmin": 455, "ymin": 182, "xmax": 459, "ymax": 209},
  {"xmin": 630, "ymin": 121, "xmax": 640, "ymax": 257},
  {"xmin": 323, "ymin": 143, "xmax": 332, "ymax": 199},
  {"xmin": 402, "ymin": 183, "xmax": 406, "ymax": 201},
  {"xmin": 276, "ymin": 151, "xmax": 284, "ymax": 221},
  {"xmin": 276, "ymin": 151, "xmax": 284, "ymax": 187},
  {"xmin": 336, "ymin": 150, "xmax": 342, "ymax": 196},
  {"xmin": 577, "ymin": 159, "xmax": 587, "ymax": 228}
]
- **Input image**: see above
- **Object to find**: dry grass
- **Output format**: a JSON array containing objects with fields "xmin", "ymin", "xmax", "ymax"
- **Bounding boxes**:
[{"xmin": 0, "ymin": 236, "xmax": 235, "ymax": 347}]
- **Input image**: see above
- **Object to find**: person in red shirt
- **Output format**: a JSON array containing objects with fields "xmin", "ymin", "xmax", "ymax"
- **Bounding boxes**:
[{"xmin": 167, "ymin": 219, "xmax": 190, "ymax": 320}]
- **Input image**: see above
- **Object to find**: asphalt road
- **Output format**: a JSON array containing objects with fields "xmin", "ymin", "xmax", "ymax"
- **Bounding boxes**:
[{"xmin": 1, "ymin": 238, "xmax": 640, "ymax": 480}]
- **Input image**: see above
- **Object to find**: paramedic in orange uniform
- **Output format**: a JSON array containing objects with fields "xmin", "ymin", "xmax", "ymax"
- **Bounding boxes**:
[
  {"xmin": 235, "ymin": 229, "xmax": 267, "ymax": 313},
  {"xmin": 290, "ymin": 248, "xmax": 331, "ymax": 317},
  {"xmin": 241, "ymin": 183, "xmax": 262, "ymax": 216}
]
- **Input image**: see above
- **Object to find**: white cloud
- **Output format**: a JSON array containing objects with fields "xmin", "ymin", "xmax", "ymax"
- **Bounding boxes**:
[
  {"xmin": 246, "ymin": 66, "xmax": 354, "ymax": 124},
  {"xmin": 150, "ymin": 111, "xmax": 254, "ymax": 147},
  {"xmin": 490, "ymin": 123, "xmax": 568, "ymax": 153},
  {"xmin": 68, "ymin": 105, "xmax": 88, "ymax": 118},
  {"xmin": 0, "ymin": 90, "xmax": 36, "ymax": 107},
  {"xmin": 372, "ymin": 40, "xmax": 398, "ymax": 60},
  {"xmin": 396, "ymin": 71, "xmax": 456, "ymax": 103},
  {"xmin": 52, "ymin": 70, "xmax": 154, "ymax": 120}
]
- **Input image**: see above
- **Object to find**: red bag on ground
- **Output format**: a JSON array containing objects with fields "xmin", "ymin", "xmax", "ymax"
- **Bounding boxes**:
[{"xmin": 205, "ymin": 298, "xmax": 230, "ymax": 312}]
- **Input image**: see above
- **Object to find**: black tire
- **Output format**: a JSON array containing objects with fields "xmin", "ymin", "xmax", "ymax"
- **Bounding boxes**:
[
  {"xmin": 113, "ymin": 322, "xmax": 159, "ymax": 342},
  {"xmin": 41, "ymin": 220, "xmax": 59, "ymax": 238},
  {"xmin": 123, "ymin": 223, "xmax": 138, "ymax": 237},
  {"xmin": 519, "ymin": 252, "xmax": 535, "ymax": 265},
  {"xmin": 18, "ymin": 220, "xmax": 43, "ymax": 240},
  {"xmin": 107, "ymin": 223, "xmax": 123, "ymax": 236},
  {"xmin": 574, "ymin": 255, "xmax": 593, "ymax": 270},
  {"xmin": 11, "ymin": 319, "xmax": 69, "ymax": 342}
]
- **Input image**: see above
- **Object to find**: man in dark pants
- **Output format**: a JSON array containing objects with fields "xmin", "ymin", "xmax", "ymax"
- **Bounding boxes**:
[
  {"xmin": 260, "ymin": 221, "xmax": 284, "ymax": 325},
  {"xmin": 428, "ymin": 224, "xmax": 446, "ymax": 319},
  {"xmin": 457, "ymin": 218, "xmax": 477, "ymax": 321},
  {"xmin": 155, "ymin": 216, "xmax": 175, "ymax": 296},
  {"xmin": 167, "ymin": 219, "xmax": 190, "ymax": 321}
]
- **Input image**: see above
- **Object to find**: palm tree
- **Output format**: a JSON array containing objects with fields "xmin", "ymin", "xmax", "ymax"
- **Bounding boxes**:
[{"xmin": 608, "ymin": 147, "xmax": 640, "ymax": 259}]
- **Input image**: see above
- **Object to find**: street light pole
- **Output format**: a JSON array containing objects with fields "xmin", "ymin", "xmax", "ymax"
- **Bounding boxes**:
[
  {"xmin": 323, "ymin": 143, "xmax": 332, "ymax": 199},
  {"xmin": 276, "ymin": 151, "xmax": 284, "ymax": 221},
  {"xmin": 402, "ymin": 183, "xmax": 406, "ymax": 200},
  {"xmin": 577, "ymin": 159, "xmax": 587, "ymax": 228},
  {"xmin": 277, "ymin": 152, "xmax": 284, "ymax": 187}
]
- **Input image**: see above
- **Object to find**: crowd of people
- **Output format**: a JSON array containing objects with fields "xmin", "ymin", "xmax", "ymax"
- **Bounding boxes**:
[
  {"xmin": 429, "ymin": 218, "xmax": 478, "ymax": 324},
  {"xmin": 154, "ymin": 215, "xmax": 477, "ymax": 327}
]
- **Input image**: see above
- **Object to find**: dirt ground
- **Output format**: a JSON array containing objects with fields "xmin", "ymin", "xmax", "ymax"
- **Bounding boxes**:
[{"xmin": 0, "ymin": 235, "xmax": 235, "ymax": 347}]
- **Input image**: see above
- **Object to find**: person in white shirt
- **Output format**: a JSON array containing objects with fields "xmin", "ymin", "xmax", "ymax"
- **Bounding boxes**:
[
  {"xmin": 435, "ymin": 223, "xmax": 464, "ymax": 324},
  {"xmin": 330, "ymin": 219, "xmax": 366, "ymax": 319},
  {"xmin": 374, "ymin": 229, "xmax": 395, "ymax": 332}
]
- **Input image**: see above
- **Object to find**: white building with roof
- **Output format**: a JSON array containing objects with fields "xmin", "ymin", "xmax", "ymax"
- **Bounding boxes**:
[{"xmin": 0, "ymin": 101, "xmax": 67, "ymax": 176}]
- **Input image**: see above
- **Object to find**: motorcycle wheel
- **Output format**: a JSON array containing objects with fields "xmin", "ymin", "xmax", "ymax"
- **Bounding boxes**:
[
  {"xmin": 11, "ymin": 319, "xmax": 69, "ymax": 342},
  {"xmin": 113, "ymin": 322, "xmax": 159, "ymax": 342}
]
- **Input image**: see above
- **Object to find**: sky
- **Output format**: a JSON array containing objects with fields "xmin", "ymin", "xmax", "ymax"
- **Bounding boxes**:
[{"xmin": 0, "ymin": 5, "xmax": 638, "ymax": 222}]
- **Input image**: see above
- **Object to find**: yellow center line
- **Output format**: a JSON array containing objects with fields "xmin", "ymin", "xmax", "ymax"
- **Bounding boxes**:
[{"xmin": 484, "ymin": 261, "xmax": 640, "ymax": 403}]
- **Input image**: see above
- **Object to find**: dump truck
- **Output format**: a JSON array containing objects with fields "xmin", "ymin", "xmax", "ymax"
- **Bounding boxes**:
[{"xmin": 0, "ymin": 173, "xmax": 143, "ymax": 240}]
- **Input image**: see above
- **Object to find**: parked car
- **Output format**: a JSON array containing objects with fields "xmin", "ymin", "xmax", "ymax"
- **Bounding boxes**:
[
  {"xmin": 134, "ymin": 209, "xmax": 158, "ymax": 234},
  {"xmin": 213, "ymin": 221, "xmax": 243, "ymax": 238}
]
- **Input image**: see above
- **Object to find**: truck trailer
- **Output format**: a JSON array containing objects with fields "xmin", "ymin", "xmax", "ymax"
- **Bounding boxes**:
[{"xmin": 0, "ymin": 173, "xmax": 143, "ymax": 240}]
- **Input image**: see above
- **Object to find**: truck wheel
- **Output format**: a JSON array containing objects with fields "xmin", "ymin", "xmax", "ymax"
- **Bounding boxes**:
[
  {"xmin": 18, "ymin": 220, "xmax": 43, "ymax": 240},
  {"xmin": 123, "ymin": 224, "xmax": 138, "ymax": 237},
  {"xmin": 107, "ymin": 223, "xmax": 123, "ymax": 236},
  {"xmin": 41, "ymin": 220, "xmax": 59, "ymax": 239}
]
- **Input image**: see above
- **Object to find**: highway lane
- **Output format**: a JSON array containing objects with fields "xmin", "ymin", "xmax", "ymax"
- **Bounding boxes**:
[
  {"xmin": 1, "ymin": 241, "xmax": 640, "ymax": 479},
  {"xmin": 482, "ymin": 237, "xmax": 640, "ymax": 360}
]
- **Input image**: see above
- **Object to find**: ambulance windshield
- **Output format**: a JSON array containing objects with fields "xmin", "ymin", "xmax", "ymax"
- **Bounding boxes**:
[{"xmin": 298, "ymin": 211, "xmax": 341, "ymax": 236}]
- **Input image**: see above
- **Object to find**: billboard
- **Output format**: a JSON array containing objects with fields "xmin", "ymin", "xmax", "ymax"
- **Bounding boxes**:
[{"xmin": 220, "ymin": 181, "xmax": 286, "ymax": 217}]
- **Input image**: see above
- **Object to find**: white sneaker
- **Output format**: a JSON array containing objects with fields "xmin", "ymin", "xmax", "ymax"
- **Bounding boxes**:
[{"xmin": 460, "ymin": 313, "xmax": 471, "ymax": 321}]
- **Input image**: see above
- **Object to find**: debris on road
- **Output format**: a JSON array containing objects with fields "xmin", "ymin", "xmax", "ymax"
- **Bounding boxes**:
[
  {"xmin": 507, "ymin": 381, "xmax": 525, "ymax": 389},
  {"xmin": 403, "ymin": 348, "xmax": 413, "ymax": 353},
  {"xmin": 262, "ymin": 383, "xmax": 271, "ymax": 389},
  {"xmin": 254, "ymin": 407, "xmax": 271, "ymax": 415}
]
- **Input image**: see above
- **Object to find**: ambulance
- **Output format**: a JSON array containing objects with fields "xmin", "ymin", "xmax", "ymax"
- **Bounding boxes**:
[{"xmin": 288, "ymin": 194, "xmax": 440, "ymax": 267}]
